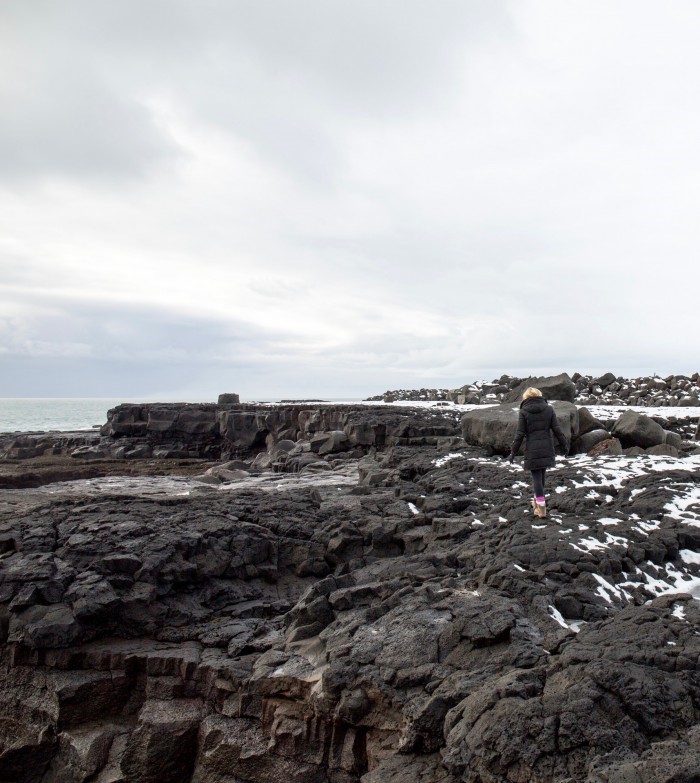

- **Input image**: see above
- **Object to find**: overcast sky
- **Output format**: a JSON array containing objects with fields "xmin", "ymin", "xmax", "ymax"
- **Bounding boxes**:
[{"xmin": 1, "ymin": 1, "xmax": 699, "ymax": 400}]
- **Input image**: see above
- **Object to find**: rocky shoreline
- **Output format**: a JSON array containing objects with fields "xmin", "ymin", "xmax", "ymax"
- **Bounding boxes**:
[
  {"xmin": 2, "ymin": 377, "xmax": 700, "ymax": 782},
  {"xmin": 367, "ymin": 371, "xmax": 700, "ymax": 408}
]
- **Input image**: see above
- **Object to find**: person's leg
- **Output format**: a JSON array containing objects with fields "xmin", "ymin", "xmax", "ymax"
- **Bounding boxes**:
[
  {"xmin": 531, "ymin": 468, "xmax": 545, "ymax": 500},
  {"xmin": 531, "ymin": 469, "xmax": 546, "ymax": 516}
]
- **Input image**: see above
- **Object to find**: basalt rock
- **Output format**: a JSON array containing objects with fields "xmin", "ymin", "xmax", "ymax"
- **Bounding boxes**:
[
  {"xmin": 611, "ymin": 410, "xmax": 666, "ymax": 449},
  {"xmin": 572, "ymin": 428, "xmax": 610, "ymax": 454},
  {"xmin": 97, "ymin": 403, "xmax": 464, "ymax": 462},
  {"xmin": 460, "ymin": 401, "xmax": 578, "ymax": 454},
  {"xmin": 503, "ymin": 373, "xmax": 577, "ymax": 404},
  {"xmin": 3, "ymin": 434, "xmax": 700, "ymax": 781},
  {"xmin": 217, "ymin": 393, "xmax": 240, "ymax": 405}
]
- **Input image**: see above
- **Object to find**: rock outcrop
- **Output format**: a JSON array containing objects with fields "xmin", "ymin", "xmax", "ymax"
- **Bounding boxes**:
[
  {"xmin": 612, "ymin": 410, "xmax": 666, "ymax": 449},
  {"xmin": 460, "ymin": 401, "xmax": 577, "ymax": 454},
  {"xmin": 459, "ymin": 402, "xmax": 694, "ymax": 459},
  {"xmin": 502, "ymin": 372, "xmax": 576, "ymax": 403},
  {"xmin": 3, "ymin": 437, "xmax": 700, "ymax": 781},
  {"xmin": 368, "ymin": 371, "xmax": 700, "ymax": 408},
  {"xmin": 97, "ymin": 403, "xmax": 464, "ymax": 462}
]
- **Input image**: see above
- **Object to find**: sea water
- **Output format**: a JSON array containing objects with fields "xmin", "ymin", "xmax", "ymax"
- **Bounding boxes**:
[
  {"xmin": 0, "ymin": 397, "xmax": 366, "ymax": 434},
  {"xmin": 0, "ymin": 398, "xmax": 132, "ymax": 433}
]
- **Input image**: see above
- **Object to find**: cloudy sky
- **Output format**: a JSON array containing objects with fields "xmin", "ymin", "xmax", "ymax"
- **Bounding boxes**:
[{"xmin": 1, "ymin": 1, "xmax": 699, "ymax": 400}]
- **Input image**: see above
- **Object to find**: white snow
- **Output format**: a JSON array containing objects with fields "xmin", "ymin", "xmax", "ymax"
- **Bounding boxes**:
[
  {"xmin": 589, "ymin": 405, "xmax": 700, "ymax": 421},
  {"xmin": 548, "ymin": 605, "xmax": 579, "ymax": 632},
  {"xmin": 571, "ymin": 532, "xmax": 628, "ymax": 553},
  {"xmin": 680, "ymin": 549, "xmax": 700, "ymax": 564},
  {"xmin": 592, "ymin": 574, "xmax": 624, "ymax": 603},
  {"xmin": 566, "ymin": 455, "xmax": 700, "ymax": 493},
  {"xmin": 548, "ymin": 605, "xmax": 584, "ymax": 633},
  {"xmin": 672, "ymin": 604, "xmax": 687, "ymax": 620},
  {"xmin": 635, "ymin": 519, "xmax": 661, "ymax": 532},
  {"xmin": 625, "ymin": 562, "xmax": 700, "ymax": 600},
  {"xmin": 407, "ymin": 502, "xmax": 420, "ymax": 515},
  {"xmin": 573, "ymin": 537, "xmax": 608, "ymax": 552},
  {"xmin": 432, "ymin": 452, "xmax": 467, "ymax": 468},
  {"xmin": 663, "ymin": 486, "xmax": 700, "ymax": 524}
]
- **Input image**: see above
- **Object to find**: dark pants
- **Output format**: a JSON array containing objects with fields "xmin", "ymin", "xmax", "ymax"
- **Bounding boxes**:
[{"xmin": 531, "ymin": 468, "xmax": 546, "ymax": 498}]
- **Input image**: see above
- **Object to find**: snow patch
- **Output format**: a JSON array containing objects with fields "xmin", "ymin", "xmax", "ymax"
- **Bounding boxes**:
[
  {"xmin": 592, "ymin": 574, "xmax": 624, "ymax": 603},
  {"xmin": 673, "ymin": 604, "xmax": 687, "ymax": 620},
  {"xmin": 547, "ymin": 605, "xmax": 584, "ymax": 633},
  {"xmin": 432, "ymin": 452, "xmax": 467, "ymax": 468}
]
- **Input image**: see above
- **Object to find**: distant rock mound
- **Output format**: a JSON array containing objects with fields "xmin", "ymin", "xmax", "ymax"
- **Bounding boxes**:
[{"xmin": 367, "ymin": 371, "xmax": 700, "ymax": 408}]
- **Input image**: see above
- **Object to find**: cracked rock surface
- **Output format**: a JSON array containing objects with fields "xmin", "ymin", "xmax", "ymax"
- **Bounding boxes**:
[{"xmin": 2, "ymin": 433, "xmax": 700, "ymax": 781}]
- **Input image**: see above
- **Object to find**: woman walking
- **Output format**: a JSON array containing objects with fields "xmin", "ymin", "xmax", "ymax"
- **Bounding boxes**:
[{"xmin": 508, "ymin": 387, "xmax": 568, "ymax": 518}]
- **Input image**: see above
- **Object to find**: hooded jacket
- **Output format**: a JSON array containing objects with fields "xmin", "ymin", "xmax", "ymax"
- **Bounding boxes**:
[{"xmin": 511, "ymin": 397, "xmax": 569, "ymax": 470}]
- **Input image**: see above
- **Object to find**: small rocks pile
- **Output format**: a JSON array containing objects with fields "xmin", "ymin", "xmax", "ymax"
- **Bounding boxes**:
[
  {"xmin": 365, "ymin": 387, "xmax": 452, "ymax": 403},
  {"xmin": 368, "ymin": 371, "xmax": 700, "ymax": 407},
  {"xmin": 572, "ymin": 372, "xmax": 700, "ymax": 407}
]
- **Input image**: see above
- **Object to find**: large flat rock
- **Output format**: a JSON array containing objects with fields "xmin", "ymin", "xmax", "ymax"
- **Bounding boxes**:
[{"xmin": 460, "ymin": 401, "xmax": 578, "ymax": 453}]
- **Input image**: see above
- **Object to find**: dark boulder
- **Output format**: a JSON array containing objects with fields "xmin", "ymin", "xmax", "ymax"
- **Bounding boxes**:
[
  {"xmin": 461, "ymin": 401, "xmax": 577, "ymax": 453},
  {"xmin": 587, "ymin": 437, "xmax": 623, "ymax": 456},
  {"xmin": 572, "ymin": 429, "xmax": 610, "ymax": 455},
  {"xmin": 611, "ymin": 411, "xmax": 665, "ymax": 449},
  {"xmin": 577, "ymin": 406, "xmax": 606, "ymax": 437},
  {"xmin": 310, "ymin": 431, "xmax": 350, "ymax": 455},
  {"xmin": 503, "ymin": 373, "xmax": 576, "ymax": 403},
  {"xmin": 594, "ymin": 372, "xmax": 617, "ymax": 388},
  {"xmin": 646, "ymin": 444, "xmax": 679, "ymax": 457}
]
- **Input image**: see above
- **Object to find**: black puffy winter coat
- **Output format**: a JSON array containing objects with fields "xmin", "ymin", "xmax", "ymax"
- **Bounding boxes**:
[{"xmin": 511, "ymin": 397, "xmax": 568, "ymax": 470}]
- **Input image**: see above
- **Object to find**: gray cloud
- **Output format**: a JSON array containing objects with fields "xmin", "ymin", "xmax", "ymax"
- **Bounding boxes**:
[
  {"xmin": 0, "ymin": 0, "xmax": 508, "ymax": 184},
  {"xmin": 1, "ymin": 1, "xmax": 699, "ymax": 398}
]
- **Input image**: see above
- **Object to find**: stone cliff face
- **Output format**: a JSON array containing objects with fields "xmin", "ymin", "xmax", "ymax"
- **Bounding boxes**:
[
  {"xmin": 2, "ymin": 402, "xmax": 700, "ymax": 782},
  {"xmin": 99, "ymin": 402, "xmax": 464, "ymax": 459}
]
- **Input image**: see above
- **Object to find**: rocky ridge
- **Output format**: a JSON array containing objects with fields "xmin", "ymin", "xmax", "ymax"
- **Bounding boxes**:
[
  {"xmin": 367, "ymin": 371, "xmax": 700, "ymax": 408},
  {"xmin": 2, "ymin": 388, "xmax": 700, "ymax": 782}
]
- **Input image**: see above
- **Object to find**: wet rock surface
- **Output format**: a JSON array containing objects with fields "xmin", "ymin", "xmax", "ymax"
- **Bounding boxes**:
[{"xmin": 2, "ymin": 407, "xmax": 700, "ymax": 783}]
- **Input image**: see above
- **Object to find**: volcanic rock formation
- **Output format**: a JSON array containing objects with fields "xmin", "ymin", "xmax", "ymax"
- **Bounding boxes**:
[{"xmin": 2, "ymin": 396, "xmax": 700, "ymax": 782}]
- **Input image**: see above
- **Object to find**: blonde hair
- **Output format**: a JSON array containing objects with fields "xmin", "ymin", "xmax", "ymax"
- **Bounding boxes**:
[{"xmin": 523, "ymin": 387, "xmax": 543, "ymax": 400}]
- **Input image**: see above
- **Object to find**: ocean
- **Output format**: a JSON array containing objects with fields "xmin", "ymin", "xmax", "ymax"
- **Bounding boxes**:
[
  {"xmin": 0, "ymin": 398, "xmax": 138, "ymax": 433},
  {"xmin": 0, "ymin": 397, "xmax": 365, "ymax": 434}
]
